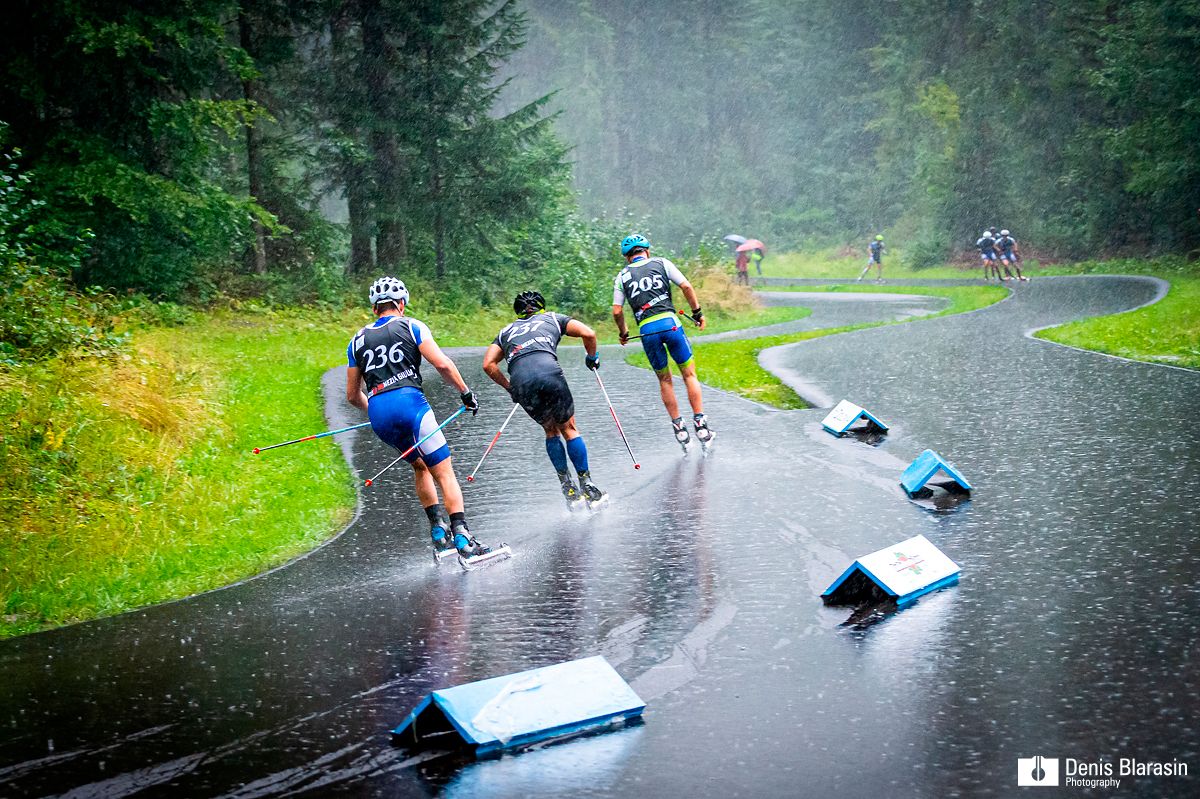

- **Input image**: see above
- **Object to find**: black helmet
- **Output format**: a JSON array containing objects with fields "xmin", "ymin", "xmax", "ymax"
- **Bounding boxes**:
[{"xmin": 513, "ymin": 290, "xmax": 546, "ymax": 316}]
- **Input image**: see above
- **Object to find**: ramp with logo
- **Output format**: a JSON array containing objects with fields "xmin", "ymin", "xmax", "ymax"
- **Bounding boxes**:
[
  {"xmin": 391, "ymin": 656, "xmax": 645, "ymax": 756},
  {"xmin": 822, "ymin": 534, "xmax": 961, "ymax": 608},
  {"xmin": 821, "ymin": 399, "xmax": 889, "ymax": 437}
]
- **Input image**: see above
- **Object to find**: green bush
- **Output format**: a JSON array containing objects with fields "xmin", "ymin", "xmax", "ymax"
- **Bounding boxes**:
[
  {"xmin": 904, "ymin": 228, "xmax": 951, "ymax": 271},
  {"xmin": 0, "ymin": 139, "xmax": 126, "ymax": 365}
]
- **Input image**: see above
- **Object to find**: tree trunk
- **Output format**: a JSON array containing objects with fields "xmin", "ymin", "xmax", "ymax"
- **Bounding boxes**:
[
  {"xmin": 346, "ymin": 162, "xmax": 374, "ymax": 275},
  {"xmin": 425, "ymin": 45, "xmax": 445, "ymax": 280},
  {"xmin": 432, "ymin": 144, "xmax": 445, "ymax": 280},
  {"xmin": 239, "ymin": 7, "xmax": 268, "ymax": 274},
  {"xmin": 361, "ymin": 0, "xmax": 407, "ymax": 269},
  {"xmin": 331, "ymin": 7, "xmax": 374, "ymax": 276}
]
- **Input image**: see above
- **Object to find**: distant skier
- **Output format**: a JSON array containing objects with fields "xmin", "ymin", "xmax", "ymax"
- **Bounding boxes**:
[
  {"xmin": 346, "ymin": 276, "xmax": 501, "ymax": 565},
  {"xmin": 857, "ymin": 234, "xmax": 886, "ymax": 282},
  {"xmin": 976, "ymin": 230, "xmax": 1002, "ymax": 280},
  {"xmin": 997, "ymin": 229, "xmax": 1028, "ymax": 281},
  {"xmin": 612, "ymin": 234, "xmax": 714, "ymax": 454},
  {"xmin": 482, "ymin": 290, "xmax": 608, "ymax": 511}
]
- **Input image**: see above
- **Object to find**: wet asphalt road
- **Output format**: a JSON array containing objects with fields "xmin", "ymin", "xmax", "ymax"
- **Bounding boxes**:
[{"xmin": 1, "ymin": 276, "xmax": 1197, "ymax": 798}]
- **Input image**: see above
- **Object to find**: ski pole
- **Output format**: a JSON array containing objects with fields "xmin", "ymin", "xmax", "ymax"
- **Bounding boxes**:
[
  {"xmin": 625, "ymin": 325, "xmax": 678, "ymax": 342},
  {"xmin": 252, "ymin": 421, "xmax": 372, "ymax": 454},
  {"xmin": 593, "ymin": 370, "xmax": 640, "ymax": 470},
  {"xmin": 364, "ymin": 405, "xmax": 467, "ymax": 487},
  {"xmin": 466, "ymin": 403, "xmax": 521, "ymax": 482}
]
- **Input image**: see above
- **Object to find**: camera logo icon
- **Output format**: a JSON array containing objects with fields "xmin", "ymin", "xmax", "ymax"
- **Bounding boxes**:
[{"xmin": 1017, "ymin": 756, "xmax": 1060, "ymax": 786}]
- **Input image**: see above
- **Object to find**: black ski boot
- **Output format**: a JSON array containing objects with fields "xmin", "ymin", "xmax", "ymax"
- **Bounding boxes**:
[
  {"xmin": 577, "ymin": 470, "xmax": 608, "ymax": 510},
  {"xmin": 693, "ymin": 413, "xmax": 715, "ymax": 453},
  {"xmin": 672, "ymin": 416, "xmax": 691, "ymax": 455},
  {"xmin": 559, "ymin": 471, "xmax": 585, "ymax": 511}
]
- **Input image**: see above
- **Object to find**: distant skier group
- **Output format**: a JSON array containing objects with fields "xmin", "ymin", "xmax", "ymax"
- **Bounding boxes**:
[
  {"xmin": 857, "ymin": 228, "xmax": 1028, "ymax": 282},
  {"xmin": 976, "ymin": 227, "xmax": 1028, "ymax": 281},
  {"xmin": 345, "ymin": 233, "xmax": 713, "ymax": 568}
]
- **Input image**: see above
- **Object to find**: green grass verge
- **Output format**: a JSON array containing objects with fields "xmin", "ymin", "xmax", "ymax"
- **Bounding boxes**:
[
  {"xmin": 1033, "ymin": 263, "xmax": 1200, "ymax": 369},
  {"xmin": 624, "ymin": 285, "xmax": 1009, "ymax": 409},
  {"xmin": 757, "ymin": 247, "xmax": 981, "ymax": 281},
  {"xmin": 0, "ymin": 312, "xmax": 353, "ymax": 637}
]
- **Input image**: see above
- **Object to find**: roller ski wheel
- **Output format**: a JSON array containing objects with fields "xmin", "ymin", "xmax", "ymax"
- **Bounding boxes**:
[
  {"xmin": 672, "ymin": 417, "xmax": 692, "ymax": 456},
  {"xmin": 454, "ymin": 531, "xmax": 511, "ymax": 570}
]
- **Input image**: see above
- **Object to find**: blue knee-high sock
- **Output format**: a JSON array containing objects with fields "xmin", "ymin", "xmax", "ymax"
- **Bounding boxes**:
[
  {"xmin": 545, "ymin": 436, "xmax": 569, "ymax": 473},
  {"xmin": 565, "ymin": 436, "xmax": 589, "ymax": 474}
]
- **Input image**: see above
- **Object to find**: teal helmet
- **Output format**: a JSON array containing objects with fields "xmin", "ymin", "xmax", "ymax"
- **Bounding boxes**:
[{"xmin": 620, "ymin": 234, "xmax": 650, "ymax": 256}]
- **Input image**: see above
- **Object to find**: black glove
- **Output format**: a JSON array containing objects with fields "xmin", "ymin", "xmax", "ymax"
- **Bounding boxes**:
[
  {"xmin": 691, "ymin": 306, "xmax": 704, "ymax": 325},
  {"xmin": 507, "ymin": 386, "xmax": 519, "ymax": 403},
  {"xmin": 585, "ymin": 353, "xmax": 600, "ymax": 371},
  {"xmin": 461, "ymin": 390, "xmax": 479, "ymax": 416}
]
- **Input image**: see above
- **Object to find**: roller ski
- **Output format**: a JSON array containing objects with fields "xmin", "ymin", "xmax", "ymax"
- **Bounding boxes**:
[
  {"xmin": 672, "ymin": 417, "xmax": 692, "ymax": 456},
  {"xmin": 559, "ymin": 472, "xmax": 588, "ymax": 512},
  {"xmin": 578, "ymin": 471, "xmax": 609, "ymax": 511},
  {"xmin": 453, "ymin": 526, "xmax": 511, "ymax": 570},
  {"xmin": 693, "ymin": 413, "xmax": 715, "ymax": 456}
]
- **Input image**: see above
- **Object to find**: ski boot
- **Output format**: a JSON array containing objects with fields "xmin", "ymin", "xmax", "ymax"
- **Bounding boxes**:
[
  {"xmin": 453, "ymin": 525, "xmax": 511, "ymax": 570},
  {"xmin": 430, "ymin": 515, "xmax": 458, "ymax": 562},
  {"xmin": 672, "ymin": 416, "xmax": 692, "ymax": 456},
  {"xmin": 577, "ymin": 470, "xmax": 609, "ymax": 511},
  {"xmin": 559, "ymin": 471, "xmax": 586, "ymax": 512},
  {"xmin": 693, "ymin": 413, "xmax": 715, "ymax": 455}
]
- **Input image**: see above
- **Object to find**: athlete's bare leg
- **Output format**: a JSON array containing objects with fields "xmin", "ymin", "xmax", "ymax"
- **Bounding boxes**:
[
  {"xmin": 679, "ymin": 362, "xmax": 704, "ymax": 415},
  {"xmin": 542, "ymin": 416, "xmax": 580, "ymax": 442},
  {"xmin": 410, "ymin": 459, "xmax": 437, "ymax": 508},
  {"xmin": 657, "ymin": 369, "xmax": 681, "ymax": 419},
  {"xmin": 426, "ymin": 457, "xmax": 464, "ymax": 514}
]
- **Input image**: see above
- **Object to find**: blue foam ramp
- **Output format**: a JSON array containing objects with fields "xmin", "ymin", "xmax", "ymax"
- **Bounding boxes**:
[
  {"xmin": 822, "ymin": 534, "xmax": 961, "ymax": 608},
  {"xmin": 391, "ymin": 656, "xmax": 644, "ymax": 755},
  {"xmin": 821, "ymin": 399, "xmax": 889, "ymax": 436},
  {"xmin": 900, "ymin": 448, "xmax": 972, "ymax": 497}
]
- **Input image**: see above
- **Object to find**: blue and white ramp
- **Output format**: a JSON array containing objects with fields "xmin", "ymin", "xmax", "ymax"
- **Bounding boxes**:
[
  {"xmin": 391, "ymin": 656, "xmax": 644, "ymax": 755},
  {"xmin": 900, "ymin": 448, "xmax": 972, "ymax": 497},
  {"xmin": 821, "ymin": 400, "xmax": 889, "ymax": 437},
  {"xmin": 822, "ymin": 534, "xmax": 961, "ymax": 608}
]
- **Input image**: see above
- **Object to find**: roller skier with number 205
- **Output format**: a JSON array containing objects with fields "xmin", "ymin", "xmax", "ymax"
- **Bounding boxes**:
[{"xmin": 612, "ymin": 234, "xmax": 715, "ymax": 455}]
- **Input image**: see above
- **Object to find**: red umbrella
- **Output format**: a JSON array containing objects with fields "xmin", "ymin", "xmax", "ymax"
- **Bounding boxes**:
[{"xmin": 735, "ymin": 239, "xmax": 765, "ymax": 252}]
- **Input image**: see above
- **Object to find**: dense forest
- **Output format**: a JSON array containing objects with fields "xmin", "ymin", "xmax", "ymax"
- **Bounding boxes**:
[
  {"xmin": 1, "ymin": 0, "xmax": 1198, "ymax": 362},
  {"xmin": 506, "ymin": 0, "xmax": 1200, "ymax": 259}
]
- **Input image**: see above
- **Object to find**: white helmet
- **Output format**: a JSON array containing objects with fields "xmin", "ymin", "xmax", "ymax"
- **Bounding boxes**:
[
  {"xmin": 369, "ymin": 276, "xmax": 409, "ymax": 306},
  {"xmin": 1000, "ymin": 229, "xmax": 1010, "ymax": 236},
  {"xmin": 982, "ymin": 231, "xmax": 991, "ymax": 238}
]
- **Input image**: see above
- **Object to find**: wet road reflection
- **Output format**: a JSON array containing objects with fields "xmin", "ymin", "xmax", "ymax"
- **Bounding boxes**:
[{"xmin": 1, "ymin": 276, "xmax": 1195, "ymax": 797}]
